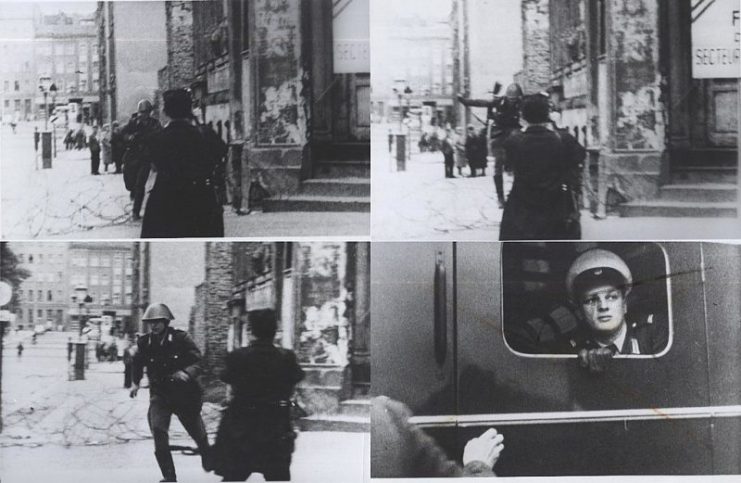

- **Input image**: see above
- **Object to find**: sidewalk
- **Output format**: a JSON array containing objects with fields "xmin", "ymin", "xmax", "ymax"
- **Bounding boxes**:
[
  {"xmin": 371, "ymin": 126, "xmax": 741, "ymax": 240},
  {"xmin": 0, "ymin": 351, "xmax": 368, "ymax": 482},
  {"xmin": 43, "ymin": 208, "xmax": 370, "ymax": 239},
  {"xmin": 1, "ymin": 432, "xmax": 368, "ymax": 483},
  {"xmin": 1, "ymin": 122, "xmax": 369, "ymax": 238}
]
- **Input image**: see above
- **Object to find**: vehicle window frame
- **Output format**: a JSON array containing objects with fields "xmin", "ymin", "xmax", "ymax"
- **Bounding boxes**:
[{"xmin": 500, "ymin": 242, "xmax": 674, "ymax": 359}]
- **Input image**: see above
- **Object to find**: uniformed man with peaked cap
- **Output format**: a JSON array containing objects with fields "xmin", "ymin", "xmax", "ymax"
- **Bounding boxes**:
[
  {"xmin": 130, "ymin": 303, "xmax": 212, "ymax": 481},
  {"xmin": 565, "ymin": 249, "xmax": 668, "ymax": 371}
]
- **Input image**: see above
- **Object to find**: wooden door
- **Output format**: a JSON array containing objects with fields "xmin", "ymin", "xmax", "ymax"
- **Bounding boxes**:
[{"xmin": 665, "ymin": 0, "xmax": 738, "ymax": 168}]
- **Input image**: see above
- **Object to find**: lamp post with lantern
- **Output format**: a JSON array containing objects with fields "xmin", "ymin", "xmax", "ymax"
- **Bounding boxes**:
[{"xmin": 70, "ymin": 285, "xmax": 93, "ymax": 380}]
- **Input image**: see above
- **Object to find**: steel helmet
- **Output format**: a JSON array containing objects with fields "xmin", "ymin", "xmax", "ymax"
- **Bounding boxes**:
[
  {"xmin": 142, "ymin": 303, "xmax": 175, "ymax": 322},
  {"xmin": 566, "ymin": 249, "xmax": 633, "ymax": 300},
  {"xmin": 137, "ymin": 99, "xmax": 153, "ymax": 113},
  {"xmin": 504, "ymin": 83, "xmax": 524, "ymax": 100}
]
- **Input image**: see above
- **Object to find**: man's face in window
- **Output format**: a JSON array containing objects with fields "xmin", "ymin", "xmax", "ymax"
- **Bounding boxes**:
[{"xmin": 579, "ymin": 284, "xmax": 627, "ymax": 337}]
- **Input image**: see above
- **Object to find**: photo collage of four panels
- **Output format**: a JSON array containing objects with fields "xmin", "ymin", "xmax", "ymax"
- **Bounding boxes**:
[{"xmin": 0, "ymin": 0, "xmax": 739, "ymax": 481}]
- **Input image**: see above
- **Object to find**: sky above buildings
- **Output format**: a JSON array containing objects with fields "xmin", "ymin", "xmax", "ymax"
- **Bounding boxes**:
[{"xmin": 372, "ymin": 0, "xmax": 523, "ymax": 98}]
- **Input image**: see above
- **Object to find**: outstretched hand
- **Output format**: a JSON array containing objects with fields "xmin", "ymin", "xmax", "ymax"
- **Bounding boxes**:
[
  {"xmin": 129, "ymin": 384, "xmax": 139, "ymax": 398},
  {"xmin": 462, "ymin": 428, "xmax": 504, "ymax": 470},
  {"xmin": 578, "ymin": 347, "xmax": 615, "ymax": 373}
]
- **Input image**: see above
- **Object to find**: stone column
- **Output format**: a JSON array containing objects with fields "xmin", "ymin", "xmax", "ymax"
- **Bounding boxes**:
[
  {"xmin": 245, "ymin": 0, "xmax": 310, "ymax": 196},
  {"xmin": 521, "ymin": 0, "xmax": 552, "ymax": 94}
]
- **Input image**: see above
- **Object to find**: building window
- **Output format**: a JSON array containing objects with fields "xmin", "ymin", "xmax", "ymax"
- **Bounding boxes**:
[
  {"xmin": 47, "ymin": 290, "xmax": 52, "ymax": 302},
  {"xmin": 14, "ymin": 80, "xmax": 19, "ymax": 91},
  {"xmin": 125, "ymin": 293, "xmax": 132, "ymax": 305},
  {"xmin": 112, "ymin": 293, "xmax": 121, "ymax": 305},
  {"xmin": 37, "ymin": 290, "xmax": 43, "ymax": 302}
]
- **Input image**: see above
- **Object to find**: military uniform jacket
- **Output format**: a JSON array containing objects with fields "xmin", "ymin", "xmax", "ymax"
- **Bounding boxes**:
[
  {"xmin": 573, "ymin": 317, "xmax": 668, "ymax": 355},
  {"xmin": 132, "ymin": 327, "xmax": 203, "ymax": 402}
]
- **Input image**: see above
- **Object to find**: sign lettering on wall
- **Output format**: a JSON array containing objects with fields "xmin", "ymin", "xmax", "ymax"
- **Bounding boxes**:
[
  {"xmin": 333, "ymin": 0, "xmax": 370, "ymax": 73},
  {"xmin": 691, "ymin": 0, "xmax": 741, "ymax": 78}
]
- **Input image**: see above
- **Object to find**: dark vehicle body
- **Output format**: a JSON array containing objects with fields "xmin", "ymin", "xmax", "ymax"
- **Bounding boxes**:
[{"xmin": 371, "ymin": 242, "xmax": 741, "ymax": 476}]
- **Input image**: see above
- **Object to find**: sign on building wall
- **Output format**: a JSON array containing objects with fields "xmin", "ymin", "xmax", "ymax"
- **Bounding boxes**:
[
  {"xmin": 333, "ymin": 0, "xmax": 370, "ymax": 73},
  {"xmin": 691, "ymin": 0, "xmax": 740, "ymax": 78}
]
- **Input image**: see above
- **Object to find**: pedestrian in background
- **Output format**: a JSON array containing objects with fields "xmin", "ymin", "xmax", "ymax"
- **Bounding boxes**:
[
  {"xmin": 441, "ymin": 130, "xmax": 456, "ymax": 179},
  {"xmin": 212, "ymin": 309, "xmax": 305, "ymax": 481},
  {"xmin": 122, "ymin": 340, "xmax": 135, "ymax": 389},
  {"xmin": 67, "ymin": 336, "xmax": 73, "ymax": 362},
  {"xmin": 17, "ymin": 341, "xmax": 23, "ymax": 357},
  {"xmin": 74, "ymin": 127, "xmax": 86, "ymax": 150},
  {"xmin": 111, "ymin": 121, "xmax": 124, "ymax": 174},
  {"xmin": 453, "ymin": 126, "xmax": 467, "ymax": 176},
  {"xmin": 464, "ymin": 125, "xmax": 481, "ymax": 177},
  {"xmin": 101, "ymin": 124, "xmax": 112, "ymax": 173},
  {"xmin": 130, "ymin": 303, "xmax": 212, "ymax": 482},
  {"xmin": 499, "ymin": 94, "xmax": 586, "ymax": 240},
  {"xmin": 89, "ymin": 126, "xmax": 101, "ymax": 175},
  {"xmin": 122, "ymin": 101, "xmax": 162, "ymax": 220}
]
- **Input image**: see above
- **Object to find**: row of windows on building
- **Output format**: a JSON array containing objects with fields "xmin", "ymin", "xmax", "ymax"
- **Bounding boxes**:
[
  {"xmin": 24, "ymin": 288, "xmax": 132, "ymax": 305},
  {"xmin": 1, "ymin": 77, "xmax": 99, "ymax": 94},
  {"xmin": 16, "ymin": 308, "xmax": 64, "ymax": 324}
]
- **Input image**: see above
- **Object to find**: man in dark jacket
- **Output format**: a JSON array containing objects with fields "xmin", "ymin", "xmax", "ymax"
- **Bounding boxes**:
[
  {"xmin": 213, "ymin": 309, "xmax": 305, "ymax": 481},
  {"xmin": 130, "ymin": 303, "xmax": 212, "ymax": 482},
  {"xmin": 499, "ymin": 94, "xmax": 586, "ymax": 240},
  {"xmin": 110, "ymin": 121, "xmax": 124, "ymax": 174},
  {"xmin": 88, "ymin": 126, "xmax": 101, "ymax": 175},
  {"xmin": 122, "ymin": 100, "xmax": 162, "ymax": 220},
  {"xmin": 141, "ymin": 89, "xmax": 225, "ymax": 238}
]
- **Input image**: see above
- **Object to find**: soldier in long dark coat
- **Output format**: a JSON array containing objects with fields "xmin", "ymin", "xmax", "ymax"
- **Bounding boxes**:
[
  {"xmin": 140, "ymin": 88, "xmax": 226, "ymax": 238},
  {"xmin": 213, "ymin": 309, "xmax": 305, "ymax": 481},
  {"xmin": 499, "ymin": 94, "xmax": 586, "ymax": 240}
]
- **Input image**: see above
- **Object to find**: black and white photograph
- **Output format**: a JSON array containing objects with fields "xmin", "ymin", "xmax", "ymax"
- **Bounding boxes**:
[
  {"xmin": 0, "ymin": 241, "xmax": 370, "ymax": 481},
  {"xmin": 371, "ymin": 241, "xmax": 741, "ymax": 477},
  {"xmin": 371, "ymin": 0, "xmax": 741, "ymax": 240},
  {"xmin": 0, "ymin": 0, "xmax": 370, "ymax": 239}
]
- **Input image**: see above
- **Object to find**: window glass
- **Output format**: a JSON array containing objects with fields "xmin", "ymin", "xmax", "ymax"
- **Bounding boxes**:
[{"xmin": 502, "ymin": 242, "xmax": 671, "ymax": 357}]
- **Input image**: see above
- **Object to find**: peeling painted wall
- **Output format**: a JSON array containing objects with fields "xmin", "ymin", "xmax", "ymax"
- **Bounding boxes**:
[
  {"xmin": 612, "ymin": 0, "xmax": 665, "ymax": 151},
  {"xmin": 521, "ymin": 0, "xmax": 552, "ymax": 93},
  {"xmin": 254, "ymin": 0, "xmax": 306, "ymax": 146}
]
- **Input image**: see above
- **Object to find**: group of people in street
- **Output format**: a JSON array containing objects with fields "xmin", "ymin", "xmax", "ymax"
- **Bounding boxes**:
[
  {"xmin": 130, "ymin": 303, "xmax": 304, "ymax": 482},
  {"xmin": 117, "ymin": 90, "xmax": 226, "ymax": 237},
  {"xmin": 62, "ymin": 90, "xmax": 227, "ymax": 237},
  {"xmin": 439, "ymin": 125, "xmax": 489, "ymax": 180}
]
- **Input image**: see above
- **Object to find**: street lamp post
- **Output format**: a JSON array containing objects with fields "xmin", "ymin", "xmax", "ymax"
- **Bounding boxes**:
[
  {"xmin": 71, "ymin": 286, "xmax": 93, "ymax": 381},
  {"xmin": 39, "ymin": 76, "xmax": 52, "ymax": 131},
  {"xmin": 49, "ymin": 83, "xmax": 58, "ymax": 157}
]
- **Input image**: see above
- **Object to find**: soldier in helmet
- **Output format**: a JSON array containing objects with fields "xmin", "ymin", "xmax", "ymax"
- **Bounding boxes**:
[
  {"xmin": 565, "ymin": 249, "xmax": 668, "ymax": 372},
  {"xmin": 130, "ymin": 303, "xmax": 212, "ymax": 482},
  {"xmin": 458, "ymin": 82, "xmax": 523, "ymax": 205},
  {"xmin": 212, "ymin": 309, "xmax": 304, "ymax": 481},
  {"xmin": 122, "ymin": 99, "xmax": 162, "ymax": 220}
]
